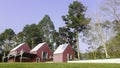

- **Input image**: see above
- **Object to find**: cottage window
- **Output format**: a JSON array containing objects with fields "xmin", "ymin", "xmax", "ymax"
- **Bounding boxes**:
[
  {"xmin": 41, "ymin": 51, "xmax": 48, "ymax": 61},
  {"xmin": 67, "ymin": 54, "xmax": 72, "ymax": 61},
  {"xmin": 70, "ymin": 55, "xmax": 72, "ymax": 60}
]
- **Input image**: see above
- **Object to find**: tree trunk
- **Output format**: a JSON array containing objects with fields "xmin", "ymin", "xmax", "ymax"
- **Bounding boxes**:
[
  {"xmin": 103, "ymin": 43, "xmax": 109, "ymax": 58},
  {"xmin": 93, "ymin": 51, "xmax": 96, "ymax": 59},
  {"xmin": 76, "ymin": 31, "xmax": 80, "ymax": 60},
  {"xmin": 96, "ymin": 24, "xmax": 110, "ymax": 58},
  {"xmin": 98, "ymin": 30, "xmax": 109, "ymax": 58},
  {"xmin": 99, "ymin": 29, "xmax": 109, "ymax": 58}
]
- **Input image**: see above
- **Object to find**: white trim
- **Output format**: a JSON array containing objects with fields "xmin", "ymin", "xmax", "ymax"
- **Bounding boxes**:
[
  {"xmin": 30, "ymin": 43, "xmax": 45, "ymax": 52},
  {"xmin": 11, "ymin": 43, "xmax": 25, "ymax": 51}
]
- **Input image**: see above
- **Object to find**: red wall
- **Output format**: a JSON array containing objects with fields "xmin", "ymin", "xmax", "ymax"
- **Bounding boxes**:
[
  {"xmin": 63, "ymin": 44, "xmax": 75, "ymax": 62},
  {"xmin": 16, "ymin": 43, "xmax": 30, "ymax": 53},
  {"xmin": 30, "ymin": 43, "xmax": 52, "ymax": 62}
]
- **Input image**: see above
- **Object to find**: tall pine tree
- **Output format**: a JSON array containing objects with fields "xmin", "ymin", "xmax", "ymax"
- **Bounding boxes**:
[{"xmin": 62, "ymin": 1, "xmax": 90, "ymax": 59}]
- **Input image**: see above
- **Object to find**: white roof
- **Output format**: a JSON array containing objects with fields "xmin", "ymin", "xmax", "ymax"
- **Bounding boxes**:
[
  {"xmin": 54, "ymin": 44, "xmax": 68, "ymax": 54},
  {"xmin": 11, "ymin": 43, "xmax": 25, "ymax": 51},
  {"xmin": 30, "ymin": 42, "xmax": 45, "ymax": 52}
]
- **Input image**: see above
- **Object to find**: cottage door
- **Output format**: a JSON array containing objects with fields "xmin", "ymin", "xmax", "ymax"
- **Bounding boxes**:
[
  {"xmin": 36, "ymin": 58, "xmax": 40, "ymax": 62},
  {"xmin": 67, "ymin": 54, "xmax": 69, "ymax": 61}
]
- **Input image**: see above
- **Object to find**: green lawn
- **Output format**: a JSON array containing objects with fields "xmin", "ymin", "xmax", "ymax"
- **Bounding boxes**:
[{"xmin": 0, "ymin": 63, "xmax": 120, "ymax": 68}]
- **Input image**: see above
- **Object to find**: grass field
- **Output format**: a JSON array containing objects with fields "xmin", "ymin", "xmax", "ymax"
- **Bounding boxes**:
[{"xmin": 0, "ymin": 63, "xmax": 120, "ymax": 68}]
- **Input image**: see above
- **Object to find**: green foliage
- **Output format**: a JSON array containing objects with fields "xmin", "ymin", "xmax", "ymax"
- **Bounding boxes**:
[
  {"xmin": 58, "ymin": 27, "xmax": 75, "ymax": 45},
  {"xmin": 106, "ymin": 34, "xmax": 120, "ymax": 58},
  {"xmin": 17, "ymin": 32, "xmax": 24, "ymax": 44},
  {"xmin": 62, "ymin": 1, "xmax": 90, "ymax": 32},
  {"xmin": 0, "ymin": 28, "xmax": 17, "ymax": 60},
  {"xmin": 22, "ymin": 24, "xmax": 42, "ymax": 48},
  {"xmin": 0, "ymin": 34, "xmax": 4, "ymax": 45},
  {"xmin": 38, "ymin": 15, "xmax": 55, "ymax": 50},
  {"xmin": 0, "ymin": 29, "xmax": 15, "ymax": 40}
]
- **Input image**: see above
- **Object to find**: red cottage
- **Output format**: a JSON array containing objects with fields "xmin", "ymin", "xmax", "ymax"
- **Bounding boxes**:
[
  {"xmin": 8, "ymin": 43, "xmax": 36, "ymax": 62},
  {"xmin": 53, "ymin": 44, "xmax": 75, "ymax": 62},
  {"xmin": 30, "ymin": 42, "xmax": 52, "ymax": 62}
]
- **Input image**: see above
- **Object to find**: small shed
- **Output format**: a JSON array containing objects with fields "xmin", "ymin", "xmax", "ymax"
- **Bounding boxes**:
[
  {"xmin": 30, "ymin": 42, "xmax": 52, "ymax": 62},
  {"xmin": 8, "ymin": 43, "xmax": 34, "ymax": 62},
  {"xmin": 53, "ymin": 44, "xmax": 75, "ymax": 62}
]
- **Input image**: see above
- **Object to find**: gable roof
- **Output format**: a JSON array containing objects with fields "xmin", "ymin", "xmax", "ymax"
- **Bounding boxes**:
[
  {"xmin": 54, "ymin": 44, "xmax": 69, "ymax": 54},
  {"xmin": 11, "ymin": 43, "xmax": 25, "ymax": 51},
  {"xmin": 30, "ymin": 42, "xmax": 45, "ymax": 52}
]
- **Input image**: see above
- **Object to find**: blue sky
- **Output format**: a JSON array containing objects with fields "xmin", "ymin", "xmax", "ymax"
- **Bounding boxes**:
[
  {"xmin": 0, "ymin": 0, "xmax": 71, "ymax": 33},
  {"xmin": 0, "ymin": 0, "xmax": 103, "ymax": 52}
]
